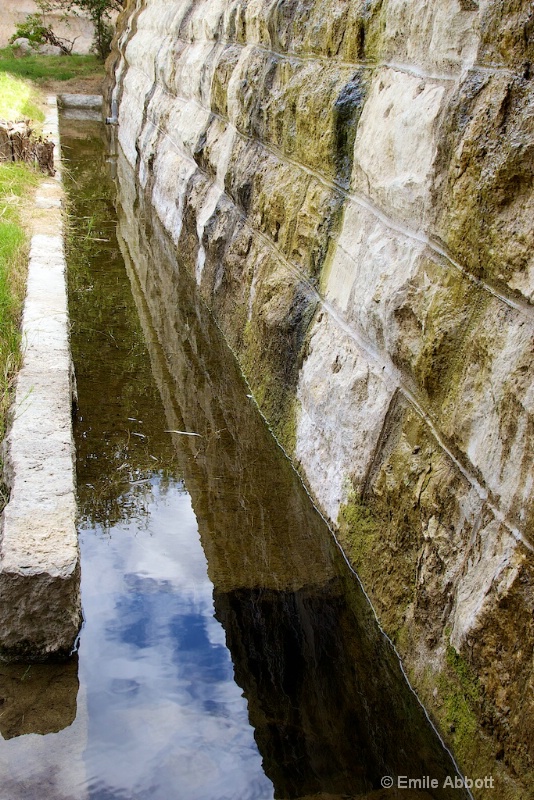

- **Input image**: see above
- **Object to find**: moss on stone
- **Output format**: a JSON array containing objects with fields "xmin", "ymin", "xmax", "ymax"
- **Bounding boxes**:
[
  {"xmin": 360, "ymin": 0, "xmax": 387, "ymax": 62},
  {"xmin": 337, "ymin": 488, "xmax": 418, "ymax": 637},
  {"xmin": 433, "ymin": 72, "xmax": 534, "ymax": 298},
  {"xmin": 210, "ymin": 45, "xmax": 241, "ymax": 117},
  {"xmin": 241, "ymin": 286, "xmax": 314, "ymax": 450},
  {"xmin": 439, "ymin": 644, "xmax": 482, "ymax": 757},
  {"xmin": 411, "ymin": 651, "xmax": 528, "ymax": 800},
  {"xmin": 411, "ymin": 268, "xmax": 489, "ymax": 410},
  {"xmin": 339, "ymin": 494, "xmax": 380, "ymax": 547}
]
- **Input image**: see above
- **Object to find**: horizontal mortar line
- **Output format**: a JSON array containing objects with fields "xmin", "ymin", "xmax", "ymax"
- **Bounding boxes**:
[
  {"xmin": 145, "ymin": 26, "xmax": 516, "ymax": 83},
  {"xmin": 241, "ymin": 218, "xmax": 534, "ymax": 555},
  {"xmin": 131, "ymin": 105, "xmax": 533, "ymax": 552},
  {"xmin": 259, "ymin": 248, "xmax": 534, "ymax": 557},
  {"xmin": 131, "ymin": 65, "xmax": 534, "ymax": 325}
]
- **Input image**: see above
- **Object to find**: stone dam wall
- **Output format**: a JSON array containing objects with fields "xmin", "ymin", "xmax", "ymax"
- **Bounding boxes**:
[{"xmin": 108, "ymin": 1, "xmax": 534, "ymax": 794}]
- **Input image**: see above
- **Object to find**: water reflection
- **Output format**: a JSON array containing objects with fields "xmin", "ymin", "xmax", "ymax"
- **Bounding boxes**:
[
  {"xmin": 0, "ymin": 115, "xmax": 470, "ymax": 800},
  {"xmin": 62, "ymin": 116, "xmax": 179, "ymax": 531},
  {"xmin": 80, "ymin": 480, "xmax": 272, "ymax": 800},
  {"xmin": 0, "ymin": 659, "xmax": 78, "ymax": 740},
  {"xmin": 64, "ymin": 116, "xmax": 273, "ymax": 800},
  {"xmin": 115, "ymin": 147, "xmax": 470, "ymax": 799}
]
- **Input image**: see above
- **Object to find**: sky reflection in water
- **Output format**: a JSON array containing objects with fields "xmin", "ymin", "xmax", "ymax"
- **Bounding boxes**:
[{"xmin": 79, "ymin": 478, "xmax": 274, "ymax": 800}]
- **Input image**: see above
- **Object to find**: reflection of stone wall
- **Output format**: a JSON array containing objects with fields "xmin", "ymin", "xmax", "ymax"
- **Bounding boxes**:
[
  {"xmin": 115, "ymin": 169, "xmax": 468, "ymax": 799},
  {"xmin": 0, "ymin": 1, "xmax": 94, "ymax": 53},
  {"xmin": 110, "ymin": 1, "xmax": 534, "ymax": 793},
  {"xmin": 215, "ymin": 583, "xmax": 464, "ymax": 800},
  {"xmin": 0, "ymin": 659, "xmax": 88, "ymax": 800},
  {"xmin": 115, "ymin": 156, "xmax": 337, "ymax": 595},
  {"xmin": 0, "ymin": 658, "xmax": 78, "ymax": 740}
]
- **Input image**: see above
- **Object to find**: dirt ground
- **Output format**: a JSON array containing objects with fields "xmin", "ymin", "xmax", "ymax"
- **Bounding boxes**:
[{"xmin": 39, "ymin": 73, "xmax": 106, "ymax": 96}]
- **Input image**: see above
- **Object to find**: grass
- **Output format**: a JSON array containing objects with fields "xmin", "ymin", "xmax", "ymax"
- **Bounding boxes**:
[
  {"xmin": 0, "ymin": 69, "xmax": 45, "ymax": 507},
  {"xmin": 0, "ymin": 162, "xmax": 40, "ymax": 431},
  {"xmin": 0, "ymin": 71, "xmax": 44, "ymax": 122},
  {"xmin": 0, "ymin": 47, "xmax": 104, "ymax": 85}
]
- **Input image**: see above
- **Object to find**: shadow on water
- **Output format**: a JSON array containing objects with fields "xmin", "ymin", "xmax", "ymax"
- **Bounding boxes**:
[
  {"xmin": 0, "ymin": 659, "xmax": 78, "ymax": 740},
  {"xmin": 0, "ymin": 114, "xmax": 470, "ymax": 800}
]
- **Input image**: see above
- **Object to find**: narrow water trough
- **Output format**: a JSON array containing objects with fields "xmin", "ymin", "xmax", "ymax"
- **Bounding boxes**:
[{"xmin": 0, "ymin": 106, "xmax": 473, "ymax": 799}]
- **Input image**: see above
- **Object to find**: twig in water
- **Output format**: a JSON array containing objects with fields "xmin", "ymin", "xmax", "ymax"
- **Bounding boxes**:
[{"xmin": 165, "ymin": 430, "xmax": 202, "ymax": 437}]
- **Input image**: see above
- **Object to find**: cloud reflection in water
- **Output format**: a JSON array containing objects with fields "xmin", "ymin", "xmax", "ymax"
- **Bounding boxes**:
[{"xmin": 79, "ymin": 477, "xmax": 274, "ymax": 800}]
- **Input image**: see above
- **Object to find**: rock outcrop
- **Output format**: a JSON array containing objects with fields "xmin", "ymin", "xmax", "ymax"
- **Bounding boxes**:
[{"xmin": 109, "ymin": 1, "xmax": 534, "ymax": 794}]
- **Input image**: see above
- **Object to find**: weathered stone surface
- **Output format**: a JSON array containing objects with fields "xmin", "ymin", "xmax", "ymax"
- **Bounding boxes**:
[
  {"xmin": 433, "ymin": 72, "xmax": 534, "ymax": 301},
  {"xmin": 109, "ymin": 0, "xmax": 534, "ymax": 793},
  {"xmin": 58, "ymin": 94, "xmax": 103, "ymax": 110},
  {"xmin": 11, "ymin": 37, "xmax": 32, "ymax": 56},
  {"xmin": 0, "ymin": 101, "xmax": 80, "ymax": 662},
  {"xmin": 36, "ymin": 44, "xmax": 63, "ymax": 56}
]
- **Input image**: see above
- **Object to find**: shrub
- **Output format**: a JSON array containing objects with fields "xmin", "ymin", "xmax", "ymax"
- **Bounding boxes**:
[{"xmin": 9, "ymin": 14, "xmax": 50, "ymax": 47}]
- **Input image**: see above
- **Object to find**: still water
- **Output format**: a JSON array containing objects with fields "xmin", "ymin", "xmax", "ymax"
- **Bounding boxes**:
[{"xmin": 0, "ymin": 115, "xmax": 469, "ymax": 799}]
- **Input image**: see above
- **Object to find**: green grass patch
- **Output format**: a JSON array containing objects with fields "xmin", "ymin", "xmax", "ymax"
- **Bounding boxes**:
[
  {"xmin": 0, "ymin": 64, "xmax": 46, "ymax": 505},
  {"xmin": 0, "ymin": 162, "xmax": 41, "ymax": 504},
  {"xmin": 0, "ymin": 47, "xmax": 103, "ymax": 85},
  {"xmin": 0, "ymin": 71, "xmax": 44, "ymax": 122}
]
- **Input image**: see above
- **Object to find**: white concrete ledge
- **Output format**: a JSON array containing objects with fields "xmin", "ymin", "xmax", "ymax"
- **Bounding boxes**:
[
  {"xmin": 0, "ymin": 98, "xmax": 81, "ymax": 662},
  {"xmin": 58, "ymin": 94, "xmax": 103, "ymax": 109}
]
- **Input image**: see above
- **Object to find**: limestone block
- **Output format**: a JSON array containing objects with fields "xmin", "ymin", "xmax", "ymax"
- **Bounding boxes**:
[
  {"xmin": 383, "ymin": 0, "xmax": 480, "ymax": 72},
  {"xmin": 352, "ymin": 68, "xmax": 446, "ymax": 225},
  {"xmin": 296, "ymin": 313, "xmax": 396, "ymax": 520},
  {"xmin": 432, "ymin": 72, "xmax": 534, "ymax": 301},
  {"xmin": 58, "ymin": 94, "xmax": 103, "ymax": 109},
  {"xmin": 0, "ymin": 222, "xmax": 80, "ymax": 660}
]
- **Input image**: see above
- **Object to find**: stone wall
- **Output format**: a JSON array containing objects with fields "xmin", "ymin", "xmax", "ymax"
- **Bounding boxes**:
[{"xmin": 109, "ymin": 1, "xmax": 534, "ymax": 794}]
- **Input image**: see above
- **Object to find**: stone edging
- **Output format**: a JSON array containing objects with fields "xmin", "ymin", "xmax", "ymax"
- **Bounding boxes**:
[{"xmin": 0, "ymin": 97, "xmax": 81, "ymax": 662}]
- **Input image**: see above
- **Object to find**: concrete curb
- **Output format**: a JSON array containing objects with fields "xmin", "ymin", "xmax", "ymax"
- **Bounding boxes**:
[
  {"xmin": 58, "ymin": 94, "xmax": 103, "ymax": 110},
  {"xmin": 0, "ymin": 97, "xmax": 81, "ymax": 662}
]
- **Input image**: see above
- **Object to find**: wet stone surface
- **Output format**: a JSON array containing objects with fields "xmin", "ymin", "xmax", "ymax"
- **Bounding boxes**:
[{"xmin": 0, "ymin": 117, "xmax": 469, "ymax": 799}]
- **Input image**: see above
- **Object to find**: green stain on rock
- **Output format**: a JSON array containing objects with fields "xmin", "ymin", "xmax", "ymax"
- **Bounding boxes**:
[
  {"xmin": 241, "ymin": 276, "xmax": 317, "ymax": 443},
  {"xmin": 440, "ymin": 644, "xmax": 483, "ymax": 754},
  {"xmin": 337, "ymin": 487, "xmax": 418, "ymax": 638}
]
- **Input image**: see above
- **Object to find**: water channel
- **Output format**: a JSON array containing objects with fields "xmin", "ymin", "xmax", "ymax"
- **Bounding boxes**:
[{"xmin": 0, "ymin": 113, "xmax": 470, "ymax": 799}]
